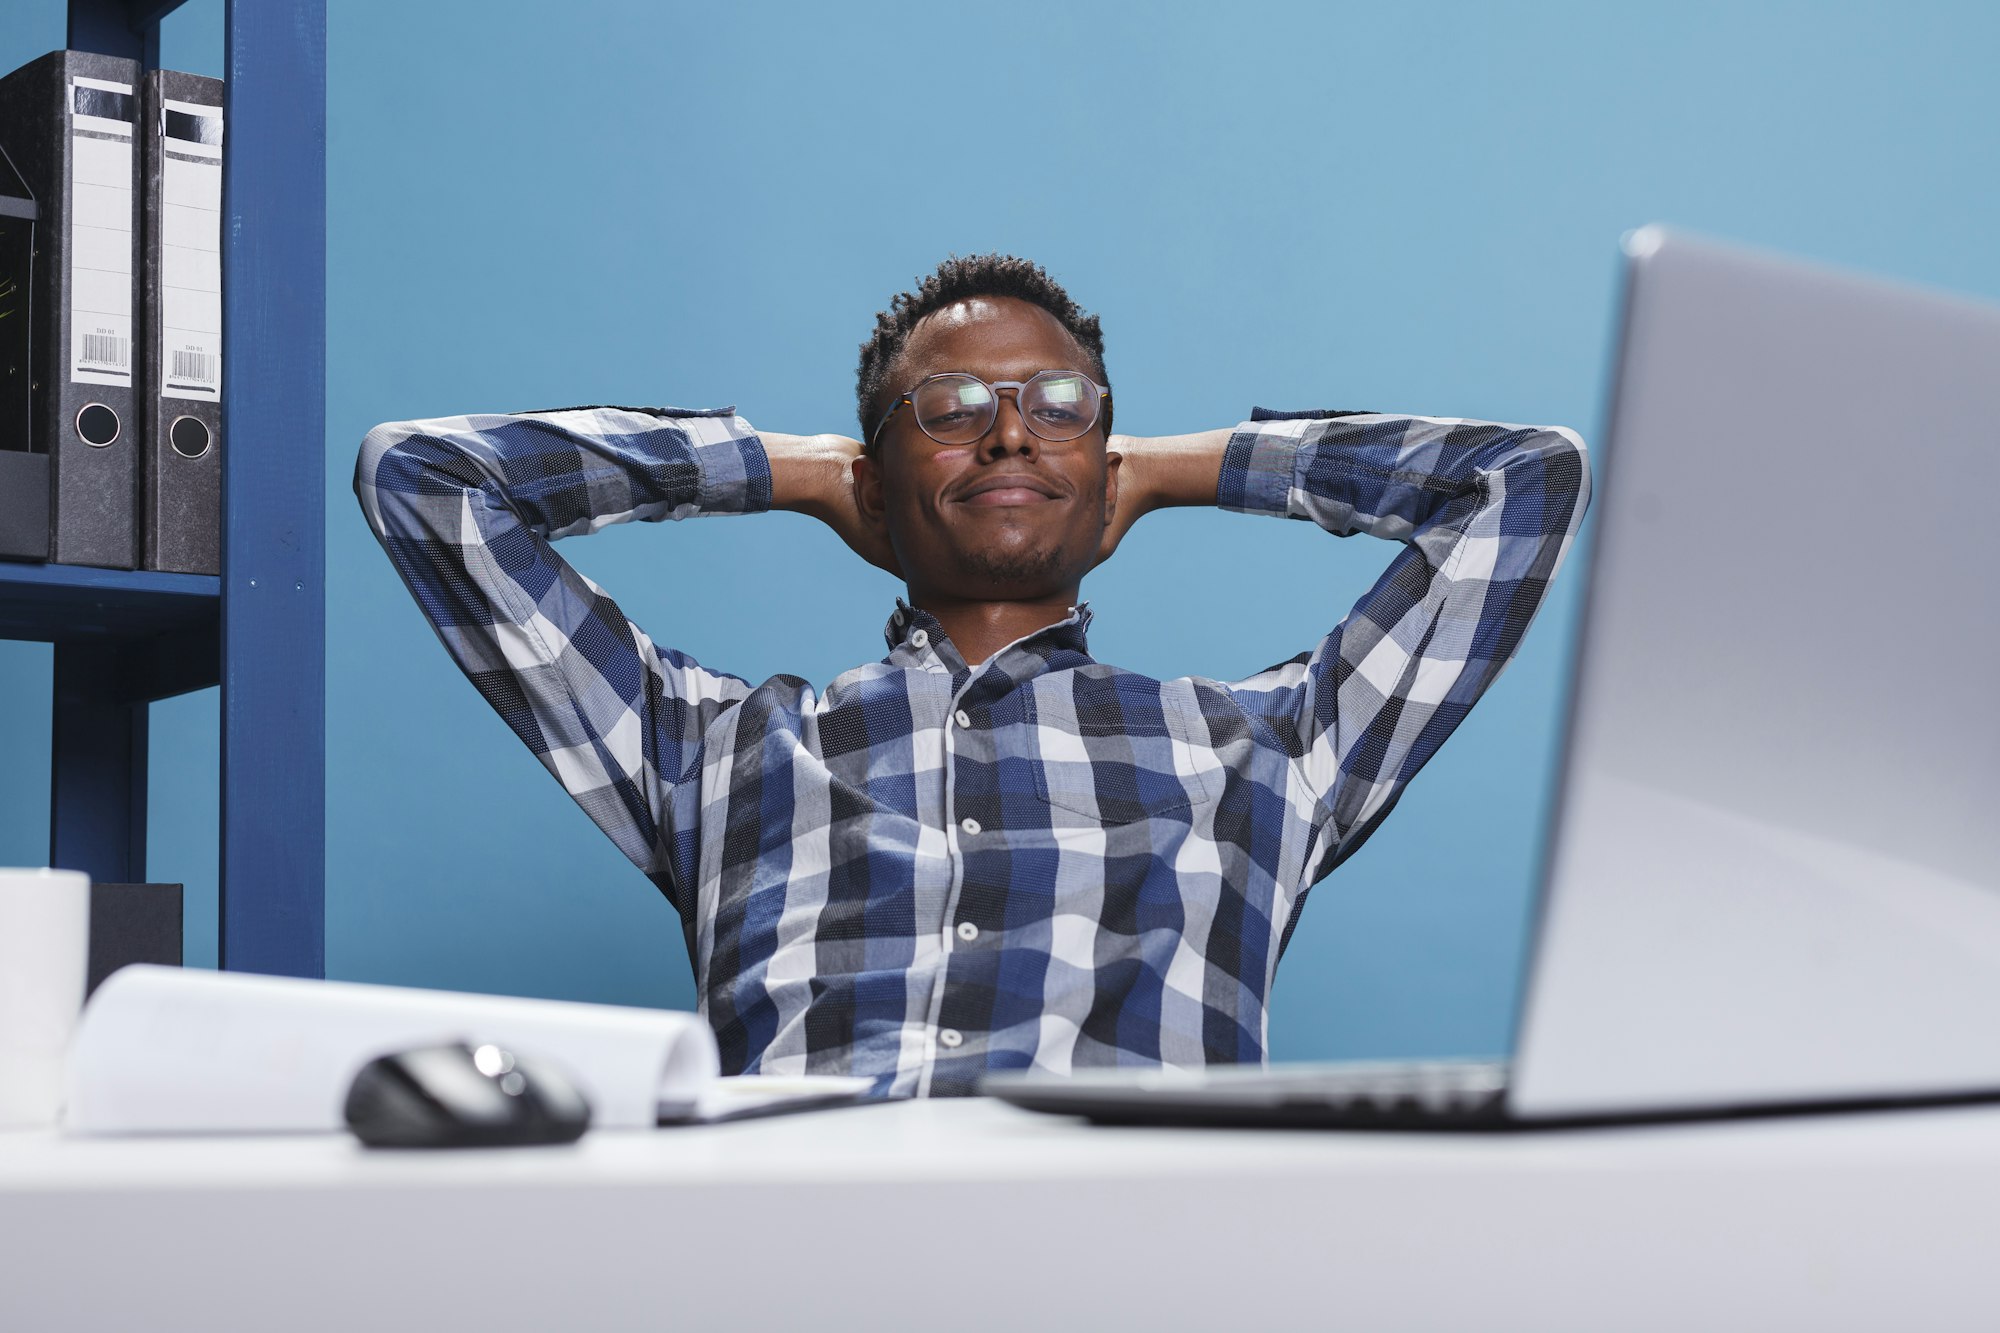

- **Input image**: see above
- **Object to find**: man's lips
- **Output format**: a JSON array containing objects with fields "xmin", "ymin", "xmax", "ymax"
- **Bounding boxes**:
[{"xmin": 955, "ymin": 474, "xmax": 1065, "ymax": 506}]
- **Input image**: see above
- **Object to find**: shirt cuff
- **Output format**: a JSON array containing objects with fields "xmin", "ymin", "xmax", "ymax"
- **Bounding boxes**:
[
  {"xmin": 1216, "ymin": 416, "xmax": 1304, "ymax": 518},
  {"xmin": 670, "ymin": 406, "xmax": 773, "ymax": 516}
]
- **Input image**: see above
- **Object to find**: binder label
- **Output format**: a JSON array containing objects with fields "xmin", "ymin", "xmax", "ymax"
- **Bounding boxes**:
[
  {"xmin": 161, "ymin": 98, "xmax": 223, "ymax": 403},
  {"xmin": 68, "ymin": 76, "xmax": 135, "ymax": 389}
]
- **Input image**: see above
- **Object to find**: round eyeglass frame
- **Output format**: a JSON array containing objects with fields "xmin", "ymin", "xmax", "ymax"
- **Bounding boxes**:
[{"xmin": 869, "ymin": 370, "xmax": 1110, "ymax": 449}]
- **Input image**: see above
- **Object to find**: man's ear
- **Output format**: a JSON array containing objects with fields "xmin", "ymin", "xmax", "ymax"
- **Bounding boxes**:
[
  {"xmin": 853, "ymin": 449, "xmax": 888, "ymax": 530},
  {"xmin": 1102, "ymin": 445, "xmax": 1122, "ymax": 526}
]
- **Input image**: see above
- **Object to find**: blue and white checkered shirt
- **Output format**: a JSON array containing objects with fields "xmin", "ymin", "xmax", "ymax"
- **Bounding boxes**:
[{"xmin": 356, "ymin": 405, "xmax": 1588, "ymax": 1096}]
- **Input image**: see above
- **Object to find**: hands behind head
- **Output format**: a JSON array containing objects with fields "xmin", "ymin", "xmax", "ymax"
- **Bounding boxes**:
[
  {"xmin": 1093, "ymin": 435, "xmax": 1141, "ymax": 570},
  {"xmin": 809, "ymin": 435, "xmax": 905, "ymax": 579}
]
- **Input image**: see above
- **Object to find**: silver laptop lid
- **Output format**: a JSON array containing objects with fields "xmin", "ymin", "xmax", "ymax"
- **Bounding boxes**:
[{"xmin": 1511, "ymin": 227, "xmax": 2000, "ymax": 1119}]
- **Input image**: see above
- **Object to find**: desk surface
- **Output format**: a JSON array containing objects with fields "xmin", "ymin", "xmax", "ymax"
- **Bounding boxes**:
[{"xmin": 4, "ymin": 1097, "xmax": 1998, "ymax": 1332}]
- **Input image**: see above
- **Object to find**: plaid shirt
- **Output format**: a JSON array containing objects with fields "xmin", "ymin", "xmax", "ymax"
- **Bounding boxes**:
[{"xmin": 356, "ymin": 405, "xmax": 1588, "ymax": 1096}]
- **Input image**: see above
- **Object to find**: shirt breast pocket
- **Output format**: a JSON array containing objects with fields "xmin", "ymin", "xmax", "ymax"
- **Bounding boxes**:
[{"xmin": 1028, "ymin": 676, "xmax": 1217, "ymax": 826}]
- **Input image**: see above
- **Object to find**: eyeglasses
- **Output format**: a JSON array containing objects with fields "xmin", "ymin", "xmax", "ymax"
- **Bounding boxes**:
[{"xmin": 870, "ymin": 370, "xmax": 1110, "ymax": 449}]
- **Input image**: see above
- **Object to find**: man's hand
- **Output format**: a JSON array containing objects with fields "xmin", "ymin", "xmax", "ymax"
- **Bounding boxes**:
[
  {"xmin": 765, "ymin": 432, "xmax": 903, "ymax": 578},
  {"xmin": 1094, "ymin": 435, "xmax": 1146, "ymax": 568},
  {"xmin": 1093, "ymin": 429, "xmax": 1233, "ymax": 569},
  {"xmin": 769, "ymin": 427, "xmax": 1229, "ymax": 578}
]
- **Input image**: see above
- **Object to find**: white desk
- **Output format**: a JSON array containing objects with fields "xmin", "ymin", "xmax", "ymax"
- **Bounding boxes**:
[{"xmin": 2, "ymin": 1097, "xmax": 1996, "ymax": 1332}]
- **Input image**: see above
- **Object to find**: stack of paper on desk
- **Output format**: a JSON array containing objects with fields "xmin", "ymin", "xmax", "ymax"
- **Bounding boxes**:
[{"xmin": 64, "ymin": 966, "xmax": 868, "ymax": 1134}]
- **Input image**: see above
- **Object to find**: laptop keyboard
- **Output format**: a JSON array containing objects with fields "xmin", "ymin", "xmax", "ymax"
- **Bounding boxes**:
[
  {"xmin": 1156, "ymin": 1059, "xmax": 1509, "ymax": 1117},
  {"xmin": 986, "ymin": 1058, "xmax": 1513, "ymax": 1128}
]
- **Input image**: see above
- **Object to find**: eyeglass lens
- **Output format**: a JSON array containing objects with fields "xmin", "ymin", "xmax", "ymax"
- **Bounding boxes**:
[{"xmin": 910, "ymin": 373, "xmax": 1099, "ymax": 445}]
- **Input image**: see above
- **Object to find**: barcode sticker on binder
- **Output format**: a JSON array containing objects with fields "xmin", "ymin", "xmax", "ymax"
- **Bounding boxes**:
[
  {"xmin": 69, "ymin": 78, "xmax": 135, "ymax": 389},
  {"xmin": 171, "ymin": 348, "xmax": 213, "ymax": 385},
  {"xmin": 161, "ymin": 98, "xmax": 223, "ymax": 403},
  {"xmin": 81, "ymin": 331, "xmax": 129, "ymax": 369}
]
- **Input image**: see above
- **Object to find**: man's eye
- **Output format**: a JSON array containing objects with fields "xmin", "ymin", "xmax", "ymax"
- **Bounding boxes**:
[{"xmin": 1034, "ymin": 407, "xmax": 1086, "ymax": 426}]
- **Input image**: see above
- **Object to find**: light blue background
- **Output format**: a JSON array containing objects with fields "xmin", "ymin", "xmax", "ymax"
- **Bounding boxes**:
[{"xmin": 3, "ymin": 1, "xmax": 1995, "ymax": 1060}]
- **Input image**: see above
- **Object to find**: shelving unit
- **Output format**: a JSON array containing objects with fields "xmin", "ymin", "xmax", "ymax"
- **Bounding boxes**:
[{"xmin": 0, "ymin": 0, "xmax": 325, "ymax": 976}]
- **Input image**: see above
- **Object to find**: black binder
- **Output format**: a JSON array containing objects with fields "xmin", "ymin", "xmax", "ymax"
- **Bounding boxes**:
[
  {"xmin": 140, "ymin": 68, "xmax": 224, "ymax": 575},
  {"xmin": 0, "ymin": 133, "xmax": 47, "ymax": 559},
  {"xmin": 87, "ymin": 882, "xmax": 184, "ymax": 999},
  {"xmin": 0, "ymin": 50, "xmax": 143, "ymax": 570}
]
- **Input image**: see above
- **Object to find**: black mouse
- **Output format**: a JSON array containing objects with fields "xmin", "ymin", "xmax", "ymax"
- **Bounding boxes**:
[{"xmin": 344, "ymin": 1041, "xmax": 592, "ymax": 1148}]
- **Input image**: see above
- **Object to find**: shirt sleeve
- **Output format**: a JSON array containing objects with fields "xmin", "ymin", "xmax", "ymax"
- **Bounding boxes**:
[
  {"xmin": 353, "ymin": 404, "xmax": 772, "ymax": 909},
  {"xmin": 1214, "ymin": 409, "xmax": 1591, "ymax": 883}
]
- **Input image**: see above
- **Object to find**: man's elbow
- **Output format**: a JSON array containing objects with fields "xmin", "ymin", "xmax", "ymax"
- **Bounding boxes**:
[
  {"xmin": 1537, "ymin": 425, "xmax": 1593, "ymax": 525},
  {"xmin": 1544, "ymin": 424, "xmax": 1588, "ymax": 461},
  {"xmin": 352, "ymin": 419, "xmax": 427, "ymax": 534},
  {"xmin": 357, "ymin": 419, "xmax": 424, "ymax": 474}
]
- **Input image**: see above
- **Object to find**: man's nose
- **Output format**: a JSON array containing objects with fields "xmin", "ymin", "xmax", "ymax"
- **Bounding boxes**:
[{"xmin": 978, "ymin": 389, "xmax": 1039, "ymax": 461}]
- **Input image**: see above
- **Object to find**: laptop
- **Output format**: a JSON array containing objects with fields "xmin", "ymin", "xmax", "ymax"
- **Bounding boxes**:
[{"xmin": 985, "ymin": 226, "xmax": 2000, "ymax": 1129}]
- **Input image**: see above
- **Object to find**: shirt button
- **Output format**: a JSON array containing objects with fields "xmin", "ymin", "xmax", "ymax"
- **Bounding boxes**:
[
  {"xmin": 959, "ymin": 817, "xmax": 981, "ymax": 836},
  {"xmin": 956, "ymin": 921, "xmax": 979, "ymax": 942},
  {"xmin": 939, "ymin": 1028, "xmax": 964, "ymax": 1049},
  {"xmin": 953, "ymin": 709, "xmax": 971, "ymax": 728},
  {"xmin": 910, "ymin": 629, "xmax": 928, "ymax": 649}
]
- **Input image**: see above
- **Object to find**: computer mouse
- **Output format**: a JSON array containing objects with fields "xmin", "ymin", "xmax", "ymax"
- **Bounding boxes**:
[{"xmin": 343, "ymin": 1041, "xmax": 592, "ymax": 1148}]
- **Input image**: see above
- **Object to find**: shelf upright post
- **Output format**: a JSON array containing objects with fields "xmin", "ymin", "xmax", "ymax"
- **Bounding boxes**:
[
  {"xmin": 218, "ymin": 0, "xmax": 326, "ymax": 976},
  {"xmin": 49, "ymin": 1, "xmax": 161, "ymax": 892},
  {"xmin": 49, "ymin": 645, "xmax": 147, "ymax": 886},
  {"xmin": 64, "ymin": 0, "xmax": 154, "ymax": 66}
]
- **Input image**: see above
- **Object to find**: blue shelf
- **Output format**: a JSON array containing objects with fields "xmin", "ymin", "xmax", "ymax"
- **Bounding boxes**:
[
  {"xmin": 0, "ymin": 561, "xmax": 220, "ymax": 643},
  {"xmin": 17, "ymin": 0, "xmax": 328, "ymax": 976}
]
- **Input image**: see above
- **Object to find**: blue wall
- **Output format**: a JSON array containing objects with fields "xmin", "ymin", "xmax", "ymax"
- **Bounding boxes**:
[{"xmin": 4, "ymin": 1, "xmax": 1996, "ymax": 1059}]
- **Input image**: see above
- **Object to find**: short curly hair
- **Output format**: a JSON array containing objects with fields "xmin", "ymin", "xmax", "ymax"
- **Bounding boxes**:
[{"xmin": 856, "ymin": 253, "xmax": 1110, "ymax": 451}]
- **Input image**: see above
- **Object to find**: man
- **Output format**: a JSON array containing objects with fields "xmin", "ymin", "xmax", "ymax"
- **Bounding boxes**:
[{"xmin": 356, "ymin": 254, "xmax": 1590, "ymax": 1097}]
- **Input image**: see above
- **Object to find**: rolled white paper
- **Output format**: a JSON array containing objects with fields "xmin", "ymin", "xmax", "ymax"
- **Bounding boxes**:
[{"xmin": 64, "ymin": 965, "xmax": 720, "ymax": 1134}]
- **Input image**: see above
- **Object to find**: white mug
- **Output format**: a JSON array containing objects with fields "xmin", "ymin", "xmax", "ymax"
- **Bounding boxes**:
[{"xmin": 0, "ymin": 868, "xmax": 91, "ymax": 1129}]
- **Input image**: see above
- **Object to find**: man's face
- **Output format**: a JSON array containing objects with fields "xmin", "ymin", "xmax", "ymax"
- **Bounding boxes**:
[{"xmin": 856, "ymin": 296, "xmax": 1119, "ymax": 605}]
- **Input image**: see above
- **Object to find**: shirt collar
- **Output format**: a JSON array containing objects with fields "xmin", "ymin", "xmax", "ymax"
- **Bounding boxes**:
[{"xmin": 883, "ymin": 598, "xmax": 1095, "ymax": 670}]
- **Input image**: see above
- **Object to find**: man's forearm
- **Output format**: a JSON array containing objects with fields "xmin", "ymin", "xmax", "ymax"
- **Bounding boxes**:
[
  {"xmin": 758, "ymin": 430, "xmax": 901, "ymax": 576},
  {"xmin": 762, "ymin": 431, "xmax": 860, "ymax": 519},
  {"xmin": 357, "ymin": 407, "xmax": 769, "ymax": 545},
  {"xmin": 1120, "ymin": 429, "xmax": 1232, "ymax": 515}
]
